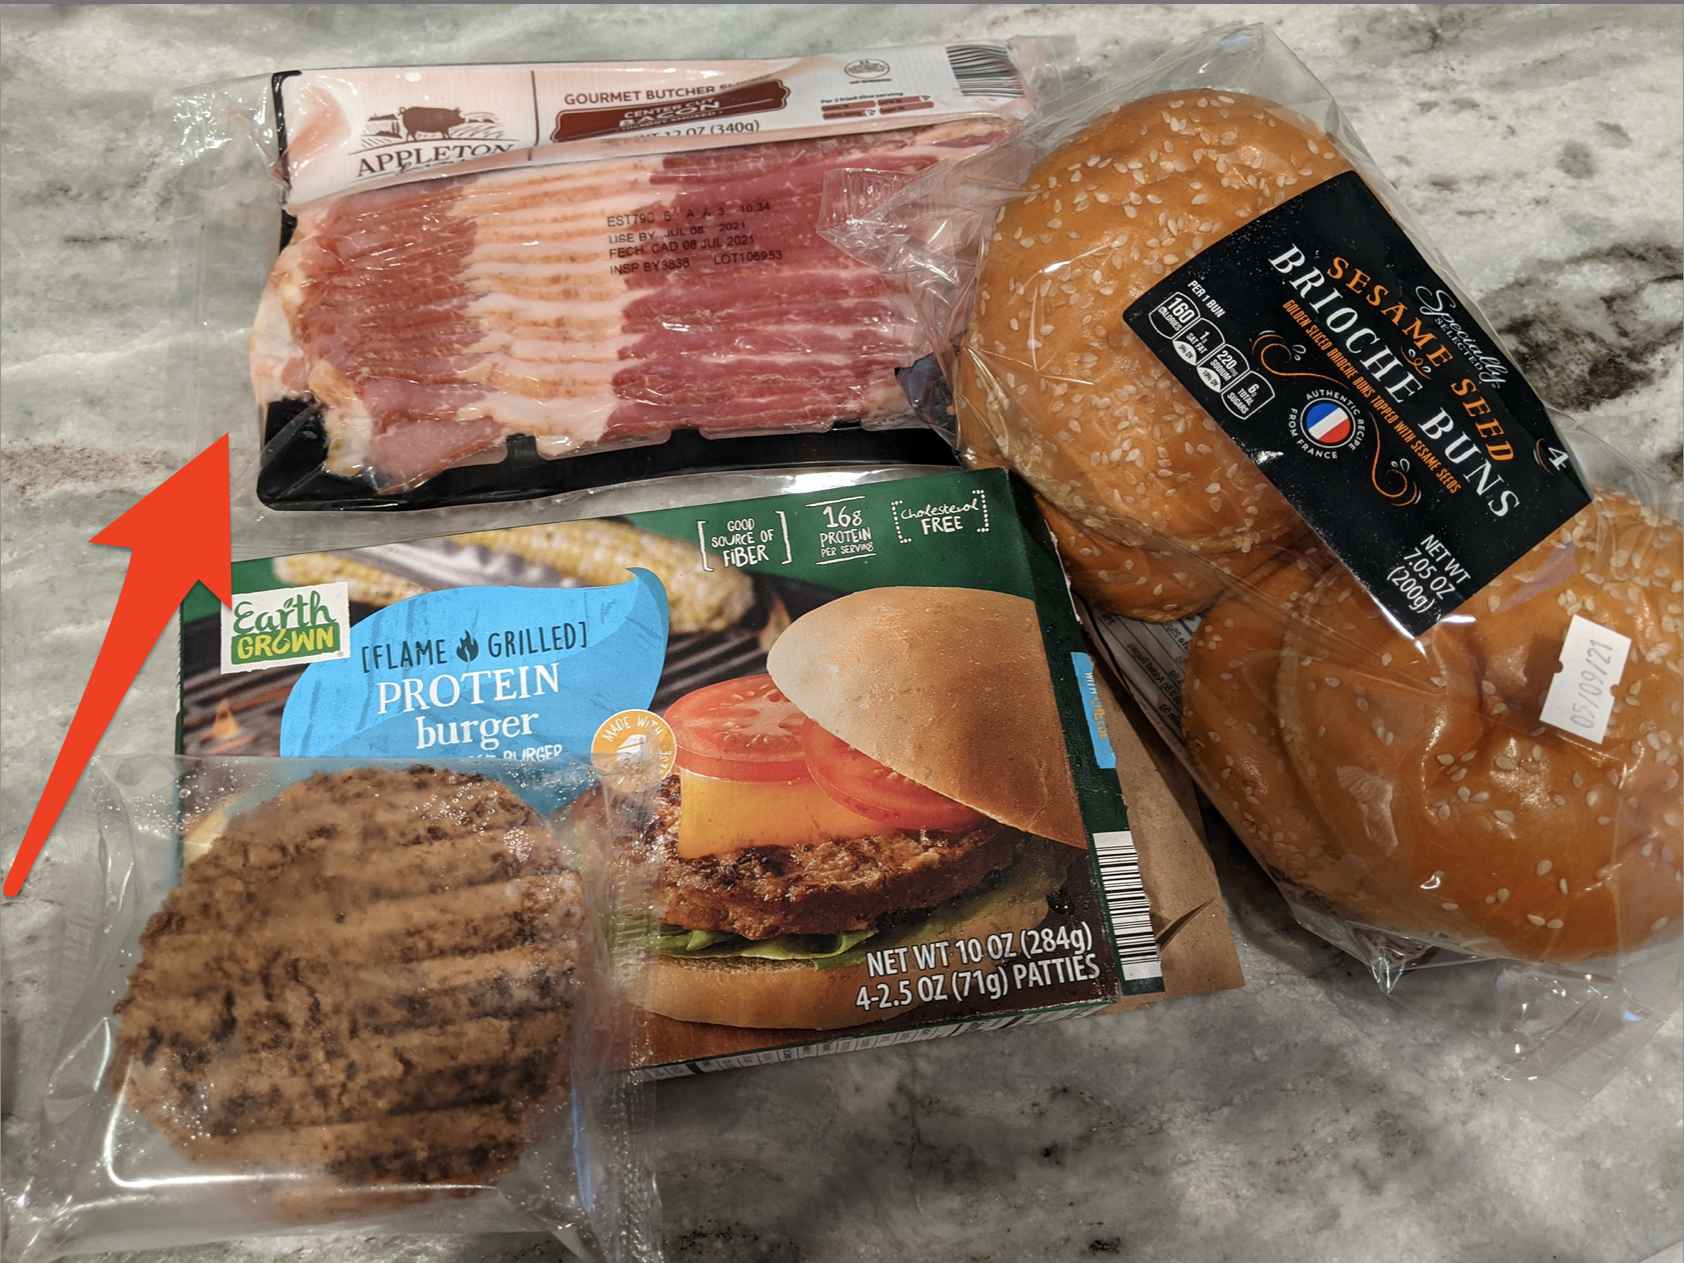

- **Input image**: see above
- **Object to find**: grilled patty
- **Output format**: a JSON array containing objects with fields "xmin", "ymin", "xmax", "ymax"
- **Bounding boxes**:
[
  {"xmin": 641, "ymin": 774, "xmax": 1019, "ymax": 939},
  {"xmin": 112, "ymin": 766, "xmax": 580, "ymax": 1191}
]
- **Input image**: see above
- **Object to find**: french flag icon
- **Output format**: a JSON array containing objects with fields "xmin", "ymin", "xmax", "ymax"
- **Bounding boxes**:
[{"xmin": 1303, "ymin": 399, "xmax": 1355, "ymax": 445}]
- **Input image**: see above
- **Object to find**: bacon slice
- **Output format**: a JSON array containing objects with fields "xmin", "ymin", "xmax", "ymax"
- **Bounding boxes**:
[{"xmin": 252, "ymin": 121, "xmax": 1009, "ymax": 491}]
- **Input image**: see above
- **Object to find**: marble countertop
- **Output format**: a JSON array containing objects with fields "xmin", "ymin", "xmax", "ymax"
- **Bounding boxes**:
[{"xmin": 2, "ymin": 5, "xmax": 1680, "ymax": 1262}]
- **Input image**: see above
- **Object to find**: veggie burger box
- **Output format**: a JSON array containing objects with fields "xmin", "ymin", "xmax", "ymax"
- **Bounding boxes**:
[{"xmin": 178, "ymin": 469, "xmax": 1241, "ymax": 1072}]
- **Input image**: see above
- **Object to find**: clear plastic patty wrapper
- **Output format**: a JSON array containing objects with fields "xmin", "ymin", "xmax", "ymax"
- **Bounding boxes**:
[
  {"xmin": 168, "ymin": 41, "xmax": 1065, "ymax": 516},
  {"xmin": 8, "ymin": 755, "xmax": 666, "ymax": 1261},
  {"xmin": 826, "ymin": 24, "xmax": 1683, "ymax": 1112}
]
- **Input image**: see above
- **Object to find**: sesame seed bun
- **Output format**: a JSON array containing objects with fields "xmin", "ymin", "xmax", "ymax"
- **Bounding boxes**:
[
  {"xmin": 1040, "ymin": 495, "xmax": 1303, "ymax": 623},
  {"xmin": 955, "ymin": 374, "xmax": 1282, "ymax": 621},
  {"xmin": 1274, "ymin": 493, "xmax": 1682, "ymax": 962},
  {"xmin": 766, "ymin": 586, "xmax": 1088, "ymax": 849},
  {"xmin": 1179, "ymin": 553, "xmax": 1417, "ymax": 925},
  {"xmin": 957, "ymin": 91, "xmax": 1351, "ymax": 590}
]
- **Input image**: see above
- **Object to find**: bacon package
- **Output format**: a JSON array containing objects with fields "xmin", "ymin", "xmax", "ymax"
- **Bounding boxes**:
[
  {"xmin": 228, "ymin": 42, "xmax": 1060, "ymax": 509},
  {"xmin": 830, "ymin": 25, "xmax": 1683, "ymax": 1111}
]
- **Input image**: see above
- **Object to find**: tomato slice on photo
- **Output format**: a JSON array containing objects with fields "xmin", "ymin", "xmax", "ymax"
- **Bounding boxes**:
[
  {"xmin": 801, "ymin": 721, "xmax": 985, "ymax": 832},
  {"xmin": 664, "ymin": 674, "xmax": 812, "ymax": 782}
]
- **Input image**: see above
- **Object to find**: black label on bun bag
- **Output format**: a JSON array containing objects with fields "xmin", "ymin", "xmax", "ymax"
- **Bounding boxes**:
[{"xmin": 1123, "ymin": 171, "xmax": 1590, "ymax": 635}]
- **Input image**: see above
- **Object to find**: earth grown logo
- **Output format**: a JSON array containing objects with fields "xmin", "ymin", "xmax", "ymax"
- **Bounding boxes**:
[{"xmin": 221, "ymin": 582, "xmax": 352, "ymax": 675}]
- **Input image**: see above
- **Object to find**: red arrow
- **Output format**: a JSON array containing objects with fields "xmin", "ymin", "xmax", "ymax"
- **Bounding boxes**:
[{"xmin": 4, "ymin": 436, "xmax": 231, "ymax": 896}]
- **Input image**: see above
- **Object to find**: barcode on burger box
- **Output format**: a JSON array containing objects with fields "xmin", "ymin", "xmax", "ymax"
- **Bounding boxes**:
[{"xmin": 1092, "ymin": 830, "xmax": 1164, "ymax": 984}]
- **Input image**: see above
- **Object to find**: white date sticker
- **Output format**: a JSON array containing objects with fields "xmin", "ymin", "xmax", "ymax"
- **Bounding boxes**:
[{"xmin": 1538, "ymin": 614, "xmax": 1631, "ymax": 745}]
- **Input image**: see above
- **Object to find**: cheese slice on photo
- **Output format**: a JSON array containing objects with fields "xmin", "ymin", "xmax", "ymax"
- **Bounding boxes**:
[{"xmin": 675, "ymin": 768, "xmax": 880, "ymax": 859}]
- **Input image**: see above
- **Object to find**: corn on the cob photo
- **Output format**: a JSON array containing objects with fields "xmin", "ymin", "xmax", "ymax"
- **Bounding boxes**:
[
  {"xmin": 450, "ymin": 522, "xmax": 755, "ymax": 635},
  {"xmin": 273, "ymin": 552, "xmax": 428, "ymax": 607}
]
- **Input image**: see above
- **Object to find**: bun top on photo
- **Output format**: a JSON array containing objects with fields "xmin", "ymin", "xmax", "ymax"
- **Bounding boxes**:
[{"xmin": 767, "ymin": 586, "xmax": 1087, "ymax": 848}]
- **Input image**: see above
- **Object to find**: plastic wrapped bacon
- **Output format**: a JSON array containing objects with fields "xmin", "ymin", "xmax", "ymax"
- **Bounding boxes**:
[
  {"xmin": 253, "ymin": 121, "xmax": 1009, "ymax": 493},
  {"xmin": 1183, "ymin": 492, "xmax": 1682, "ymax": 965},
  {"xmin": 238, "ymin": 42, "xmax": 1062, "ymax": 506}
]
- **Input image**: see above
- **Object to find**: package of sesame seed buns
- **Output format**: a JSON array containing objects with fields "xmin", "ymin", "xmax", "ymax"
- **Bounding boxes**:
[
  {"xmin": 8, "ymin": 755, "xmax": 666, "ymax": 1262},
  {"xmin": 823, "ymin": 24, "xmax": 1683, "ymax": 1113}
]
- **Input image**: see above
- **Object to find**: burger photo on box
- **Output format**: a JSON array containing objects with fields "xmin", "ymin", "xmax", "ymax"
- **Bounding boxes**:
[{"xmin": 633, "ymin": 585, "xmax": 1097, "ymax": 1032}]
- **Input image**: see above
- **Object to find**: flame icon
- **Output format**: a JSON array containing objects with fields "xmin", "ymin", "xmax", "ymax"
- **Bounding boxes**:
[{"xmin": 455, "ymin": 630, "xmax": 480, "ymax": 662}]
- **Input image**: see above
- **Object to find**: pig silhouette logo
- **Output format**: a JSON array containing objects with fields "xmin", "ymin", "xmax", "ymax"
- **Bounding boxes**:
[{"xmin": 359, "ymin": 107, "xmax": 505, "ymax": 150}]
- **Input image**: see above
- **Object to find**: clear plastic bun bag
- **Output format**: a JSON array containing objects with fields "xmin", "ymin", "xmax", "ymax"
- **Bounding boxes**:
[
  {"xmin": 7, "ymin": 755, "xmax": 665, "ymax": 1261},
  {"xmin": 822, "ymin": 23, "xmax": 1682, "ymax": 1113}
]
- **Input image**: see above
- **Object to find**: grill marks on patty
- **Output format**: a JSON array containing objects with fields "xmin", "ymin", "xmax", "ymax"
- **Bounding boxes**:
[
  {"xmin": 111, "ymin": 766, "xmax": 582, "ymax": 1191},
  {"xmin": 642, "ymin": 775, "xmax": 1019, "ymax": 939}
]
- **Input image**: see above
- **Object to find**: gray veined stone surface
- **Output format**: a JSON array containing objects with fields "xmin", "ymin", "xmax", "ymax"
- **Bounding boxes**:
[{"xmin": 2, "ymin": 5, "xmax": 1680, "ymax": 1262}]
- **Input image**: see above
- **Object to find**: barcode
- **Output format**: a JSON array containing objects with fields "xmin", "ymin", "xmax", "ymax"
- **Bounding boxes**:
[
  {"xmin": 945, "ymin": 42, "xmax": 1024, "ymax": 98},
  {"xmin": 1091, "ymin": 830, "xmax": 1163, "ymax": 981}
]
